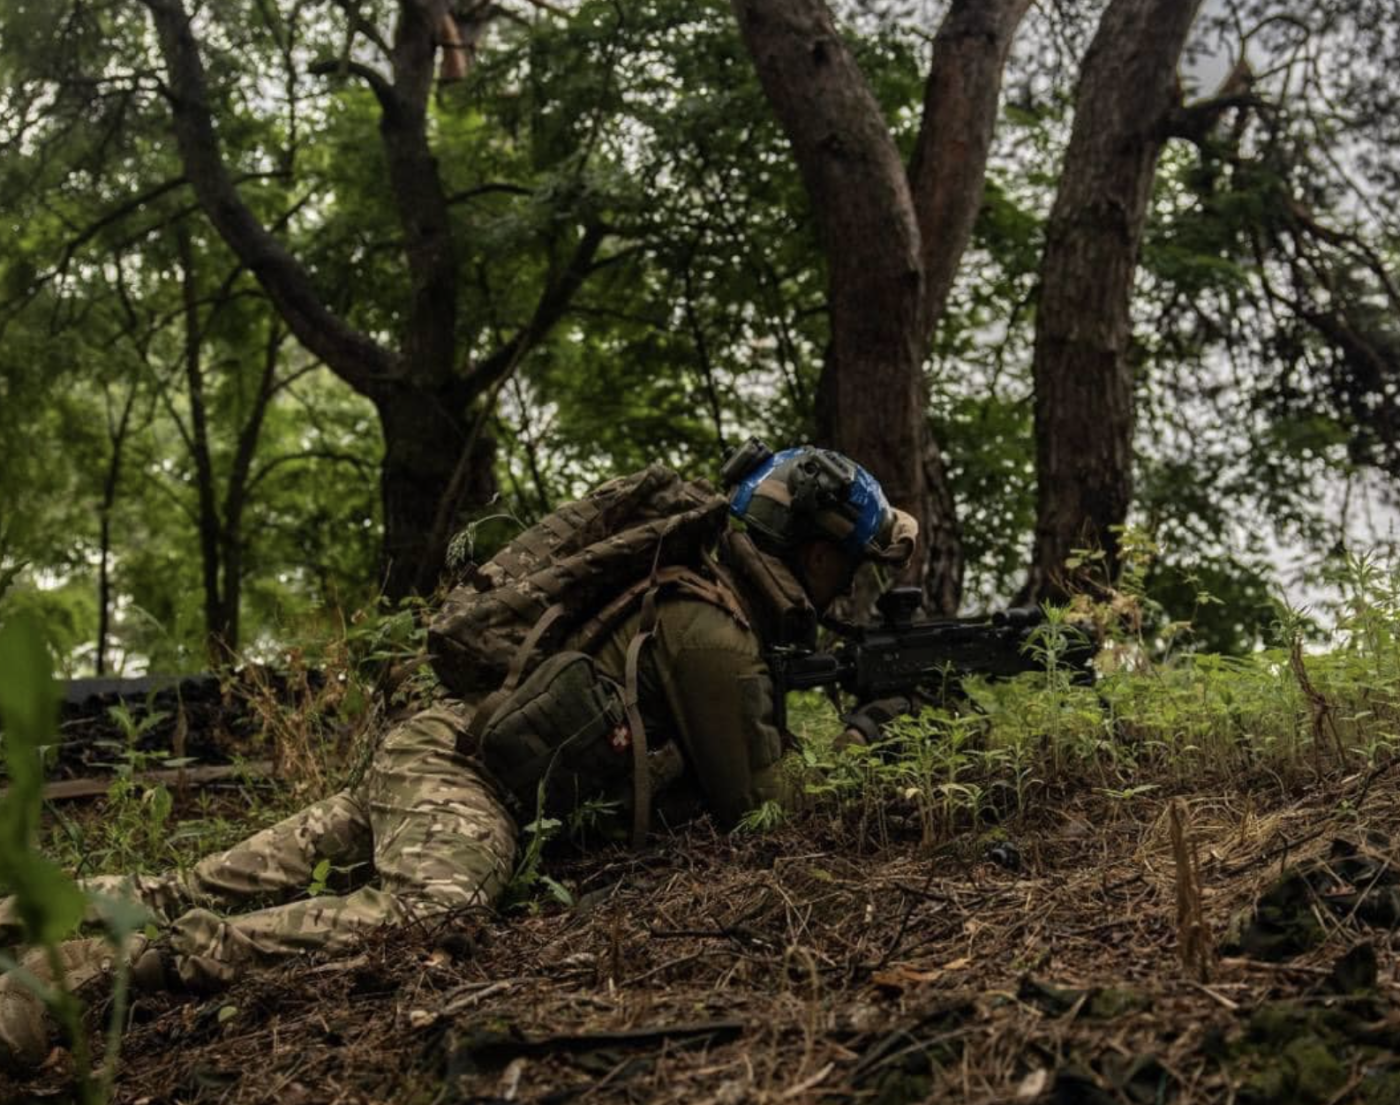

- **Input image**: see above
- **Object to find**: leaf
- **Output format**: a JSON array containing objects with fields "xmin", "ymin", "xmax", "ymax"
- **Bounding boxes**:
[
  {"xmin": 216, "ymin": 1005, "xmax": 239, "ymax": 1024},
  {"xmin": 4, "ymin": 853, "xmax": 85, "ymax": 945},
  {"xmin": 0, "ymin": 614, "xmax": 82, "ymax": 943},
  {"xmin": 145, "ymin": 784, "xmax": 173, "ymax": 830},
  {"xmin": 541, "ymin": 876, "xmax": 574, "ymax": 908},
  {"xmin": 0, "ymin": 612, "xmax": 60, "ymax": 754}
]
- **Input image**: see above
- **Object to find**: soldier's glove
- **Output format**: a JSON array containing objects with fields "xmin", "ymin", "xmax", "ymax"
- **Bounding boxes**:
[{"xmin": 838, "ymin": 695, "xmax": 916, "ymax": 748}]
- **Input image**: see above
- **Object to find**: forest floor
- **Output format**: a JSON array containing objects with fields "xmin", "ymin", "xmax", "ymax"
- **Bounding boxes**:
[{"xmin": 10, "ymin": 754, "xmax": 1400, "ymax": 1104}]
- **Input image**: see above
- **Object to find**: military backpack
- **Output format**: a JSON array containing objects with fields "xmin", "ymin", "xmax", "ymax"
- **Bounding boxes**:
[{"xmin": 427, "ymin": 465, "xmax": 746, "ymax": 842}]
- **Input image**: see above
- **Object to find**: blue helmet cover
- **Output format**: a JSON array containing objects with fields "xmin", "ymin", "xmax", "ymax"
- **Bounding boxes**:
[
  {"xmin": 731, "ymin": 446, "xmax": 892, "ymax": 556},
  {"xmin": 728, "ymin": 446, "xmax": 803, "ymax": 520},
  {"xmin": 845, "ymin": 462, "xmax": 892, "ymax": 555}
]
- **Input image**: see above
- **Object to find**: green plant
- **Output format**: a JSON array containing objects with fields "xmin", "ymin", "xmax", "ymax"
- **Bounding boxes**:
[
  {"xmin": 0, "ymin": 613, "xmax": 147, "ymax": 1104},
  {"xmin": 504, "ymin": 798, "xmax": 572, "ymax": 910},
  {"xmin": 735, "ymin": 799, "xmax": 786, "ymax": 835},
  {"xmin": 769, "ymin": 551, "xmax": 1400, "ymax": 848}
]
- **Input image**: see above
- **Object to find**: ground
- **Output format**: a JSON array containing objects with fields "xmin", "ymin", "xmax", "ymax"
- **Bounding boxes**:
[{"xmin": 9, "ymin": 757, "xmax": 1400, "ymax": 1104}]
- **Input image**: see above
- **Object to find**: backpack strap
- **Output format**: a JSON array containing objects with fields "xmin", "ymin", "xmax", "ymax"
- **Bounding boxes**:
[
  {"xmin": 573, "ymin": 565, "xmax": 749, "ymax": 652},
  {"xmin": 460, "ymin": 600, "xmax": 570, "ymax": 753},
  {"xmin": 623, "ymin": 586, "xmax": 659, "ymax": 848},
  {"xmin": 616, "ymin": 564, "xmax": 750, "ymax": 847}
]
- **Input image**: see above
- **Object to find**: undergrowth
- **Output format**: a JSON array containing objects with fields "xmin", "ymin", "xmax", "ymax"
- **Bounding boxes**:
[
  {"xmin": 12, "ymin": 551, "xmax": 1400, "ymax": 913},
  {"xmin": 791, "ymin": 551, "xmax": 1400, "ymax": 848},
  {"xmin": 39, "ymin": 597, "xmax": 428, "ymax": 886}
]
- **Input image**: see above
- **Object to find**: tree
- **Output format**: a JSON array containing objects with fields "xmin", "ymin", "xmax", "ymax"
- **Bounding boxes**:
[
  {"xmin": 1021, "ymin": 0, "xmax": 1206, "ymax": 601},
  {"xmin": 140, "ymin": 0, "xmax": 606, "ymax": 599},
  {"xmin": 732, "ymin": 0, "xmax": 1032, "ymax": 613}
]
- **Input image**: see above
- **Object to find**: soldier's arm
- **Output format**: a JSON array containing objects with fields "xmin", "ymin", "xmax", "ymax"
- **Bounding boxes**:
[{"xmin": 652, "ymin": 604, "xmax": 786, "ymax": 829}]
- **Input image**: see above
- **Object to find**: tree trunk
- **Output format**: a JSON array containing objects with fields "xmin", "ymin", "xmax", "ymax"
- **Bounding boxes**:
[
  {"xmin": 733, "ymin": 0, "xmax": 1030, "ymax": 614},
  {"xmin": 145, "ymin": 0, "xmax": 597, "ymax": 602},
  {"xmin": 176, "ymin": 224, "xmax": 231, "ymax": 661},
  {"xmin": 735, "ymin": 0, "xmax": 930, "ymax": 608},
  {"xmin": 1023, "ymin": 0, "xmax": 1204, "ymax": 602},
  {"xmin": 376, "ymin": 381, "xmax": 496, "ymax": 600},
  {"xmin": 908, "ymin": 0, "xmax": 1032, "ymax": 612},
  {"xmin": 96, "ymin": 386, "xmax": 138, "ymax": 675}
]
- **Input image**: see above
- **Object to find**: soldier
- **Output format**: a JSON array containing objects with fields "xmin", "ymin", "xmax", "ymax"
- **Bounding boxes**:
[{"xmin": 0, "ymin": 444, "xmax": 916, "ymax": 1070}]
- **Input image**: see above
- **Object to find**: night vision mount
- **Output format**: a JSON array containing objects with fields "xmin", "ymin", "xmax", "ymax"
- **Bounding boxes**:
[{"xmin": 720, "ymin": 437, "xmax": 774, "ymax": 489}]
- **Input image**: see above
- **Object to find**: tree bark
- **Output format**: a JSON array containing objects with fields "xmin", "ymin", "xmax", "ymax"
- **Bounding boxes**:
[
  {"xmin": 908, "ymin": 0, "xmax": 1031, "ymax": 613},
  {"xmin": 217, "ymin": 318, "xmax": 287, "ymax": 651},
  {"xmin": 1022, "ymin": 0, "xmax": 1204, "ymax": 602},
  {"xmin": 733, "ymin": 0, "xmax": 1030, "ymax": 613},
  {"xmin": 96, "ymin": 386, "xmax": 138, "ymax": 676},
  {"xmin": 909, "ymin": 0, "xmax": 1032, "ymax": 339},
  {"xmin": 175, "ymin": 223, "xmax": 230, "ymax": 662}
]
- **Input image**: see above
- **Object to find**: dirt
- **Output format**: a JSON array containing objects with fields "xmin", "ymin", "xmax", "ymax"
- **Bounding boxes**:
[{"xmin": 10, "ymin": 763, "xmax": 1400, "ymax": 1104}]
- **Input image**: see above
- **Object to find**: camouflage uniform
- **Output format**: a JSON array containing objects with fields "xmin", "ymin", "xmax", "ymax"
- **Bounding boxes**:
[
  {"xmin": 3, "ymin": 705, "xmax": 517, "ymax": 990},
  {"xmin": 2, "ymin": 548, "xmax": 796, "ymax": 992}
]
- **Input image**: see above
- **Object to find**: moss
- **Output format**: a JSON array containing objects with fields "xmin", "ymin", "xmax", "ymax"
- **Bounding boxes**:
[
  {"xmin": 1086, "ymin": 987, "xmax": 1150, "ymax": 1020},
  {"xmin": 1286, "ymin": 1036, "xmax": 1348, "ymax": 1101},
  {"xmin": 1239, "ymin": 1032, "xmax": 1348, "ymax": 1104}
]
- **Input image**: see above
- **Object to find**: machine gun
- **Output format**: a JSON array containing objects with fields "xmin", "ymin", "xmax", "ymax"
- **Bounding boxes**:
[{"xmin": 766, "ymin": 587, "xmax": 1093, "ymax": 731}]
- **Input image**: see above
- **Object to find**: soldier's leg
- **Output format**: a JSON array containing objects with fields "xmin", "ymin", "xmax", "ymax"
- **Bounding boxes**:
[
  {"xmin": 0, "ymin": 936, "xmax": 147, "ymax": 1072},
  {"xmin": 366, "ymin": 704, "xmax": 519, "ymax": 913},
  {"xmin": 0, "ymin": 791, "xmax": 372, "ymax": 947},
  {"xmin": 157, "ymin": 706, "xmax": 517, "ymax": 989}
]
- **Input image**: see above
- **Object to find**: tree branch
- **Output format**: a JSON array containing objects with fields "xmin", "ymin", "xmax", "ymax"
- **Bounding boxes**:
[
  {"xmin": 331, "ymin": 0, "xmax": 392, "ymax": 56},
  {"xmin": 907, "ymin": 0, "xmax": 1033, "ymax": 338},
  {"xmin": 466, "ymin": 222, "xmax": 608, "ymax": 397},
  {"xmin": 307, "ymin": 58, "xmax": 395, "ymax": 110},
  {"xmin": 446, "ymin": 182, "xmax": 533, "ymax": 204},
  {"xmin": 141, "ymin": 0, "xmax": 395, "ymax": 396},
  {"xmin": 382, "ymin": 0, "xmax": 458, "ymax": 388},
  {"xmin": 247, "ymin": 450, "xmax": 377, "ymax": 495}
]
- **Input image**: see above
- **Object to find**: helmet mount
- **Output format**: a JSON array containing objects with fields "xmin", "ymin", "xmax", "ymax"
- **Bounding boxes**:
[{"xmin": 721, "ymin": 438, "xmax": 908, "ymax": 565}]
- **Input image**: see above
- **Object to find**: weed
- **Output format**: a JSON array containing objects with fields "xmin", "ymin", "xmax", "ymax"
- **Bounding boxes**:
[
  {"xmin": 735, "ymin": 799, "xmax": 786, "ymax": 834},
  {"xmin": 0, "ymin": 612, "xmax": 147, "ymax": 1104},
  {"xmin": 505, "ymin": 809, "xmax": 569, "ymax": 910},
  {"xmin": 780, "ymin": 553, "xmax": 1400, "ymax": 850}
]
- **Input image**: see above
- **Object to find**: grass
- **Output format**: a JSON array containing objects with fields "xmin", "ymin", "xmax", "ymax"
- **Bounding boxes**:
[
  {"xmin": 785, "ymin": 551, "xmax": 1400, "ymax": 851},
  {"xmin": 7, "ymin": 553, "xmax": 1400, "ymax": 1103}
]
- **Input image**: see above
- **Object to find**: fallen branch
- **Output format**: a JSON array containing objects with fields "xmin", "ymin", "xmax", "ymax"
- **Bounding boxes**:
[{"xmin": 15, "ymin": 760, "xmax": 273, "ymax": 802}]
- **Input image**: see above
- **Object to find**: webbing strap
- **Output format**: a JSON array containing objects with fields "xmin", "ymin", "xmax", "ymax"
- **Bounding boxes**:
[
  {"xmin": 623, "ymin": 585, "xmax": 664, "ymax": 848},
  {"xmin": 574, "ymin": 566, "xmax": 748, "ymax": 654},
  {"xmin": 504, "ymin": 601, "xmax": 570, "ymax": 693},
  {"xmin": 462, "ymin": 600, "xmax": 569, "ymax": 752}
]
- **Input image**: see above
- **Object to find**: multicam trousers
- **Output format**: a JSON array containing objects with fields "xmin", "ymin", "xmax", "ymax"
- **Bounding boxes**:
[{"xmin": 9, "ymin": 704, "xmax": 518, "ymax": 990}]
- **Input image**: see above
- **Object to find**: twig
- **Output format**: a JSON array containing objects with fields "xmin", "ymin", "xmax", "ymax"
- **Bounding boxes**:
[{"xmin": 780, "ymin": 1061, "xmax": 835, "ymax": 1099}]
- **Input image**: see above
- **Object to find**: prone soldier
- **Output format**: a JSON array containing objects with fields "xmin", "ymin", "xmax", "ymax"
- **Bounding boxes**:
[{"xmin": 0, "ymin": 442, "xmax": 918, "ymax": 1069}]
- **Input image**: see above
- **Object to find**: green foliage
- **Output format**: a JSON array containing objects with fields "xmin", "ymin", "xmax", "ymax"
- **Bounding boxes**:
[
  {"xmin": 0, "ymin": 0, "xmax": 1393, "ymax": 669},
  {"xmin": 0, "ymin": 612, "xmax": 150, "ymax": 1103},
  {"xmin": 781, "ymin": 554, "xmax": 1400, "ymax": 848},
  {"xmin": 505, "ymin": 809, "xmax": 567, "ymax": 911},
  {"xmin": 734, "ymin": 799, "xmax": 786, "ymax": 835},
  {"xmin": 0, "ymin": 613, "xmax": 85, "ymax": 943}
]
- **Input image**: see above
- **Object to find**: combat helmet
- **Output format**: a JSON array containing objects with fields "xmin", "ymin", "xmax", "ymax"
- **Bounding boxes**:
[{"xmin": 721, "ymin": 439, "xmax": 917, "ymax": 566}]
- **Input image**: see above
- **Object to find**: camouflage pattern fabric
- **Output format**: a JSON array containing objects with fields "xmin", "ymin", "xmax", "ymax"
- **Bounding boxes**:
[
  {"xmin": 0, "ymin": 535, "xmax": 809, "ymax": 992},
  {"xmin": 2, "ymin": 704, "xmax": 517, "ymax": 990}
]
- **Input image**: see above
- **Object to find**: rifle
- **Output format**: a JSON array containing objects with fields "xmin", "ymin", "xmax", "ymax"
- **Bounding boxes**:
[{"xmin": 766, "ymin": 587, "xmax": 1092, "ymax": 731}]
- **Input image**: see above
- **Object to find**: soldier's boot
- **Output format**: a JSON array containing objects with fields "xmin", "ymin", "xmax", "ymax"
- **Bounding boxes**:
[{"xmin": 0, "ymin": 935, "xmax": 148, "ymax": 1072}]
